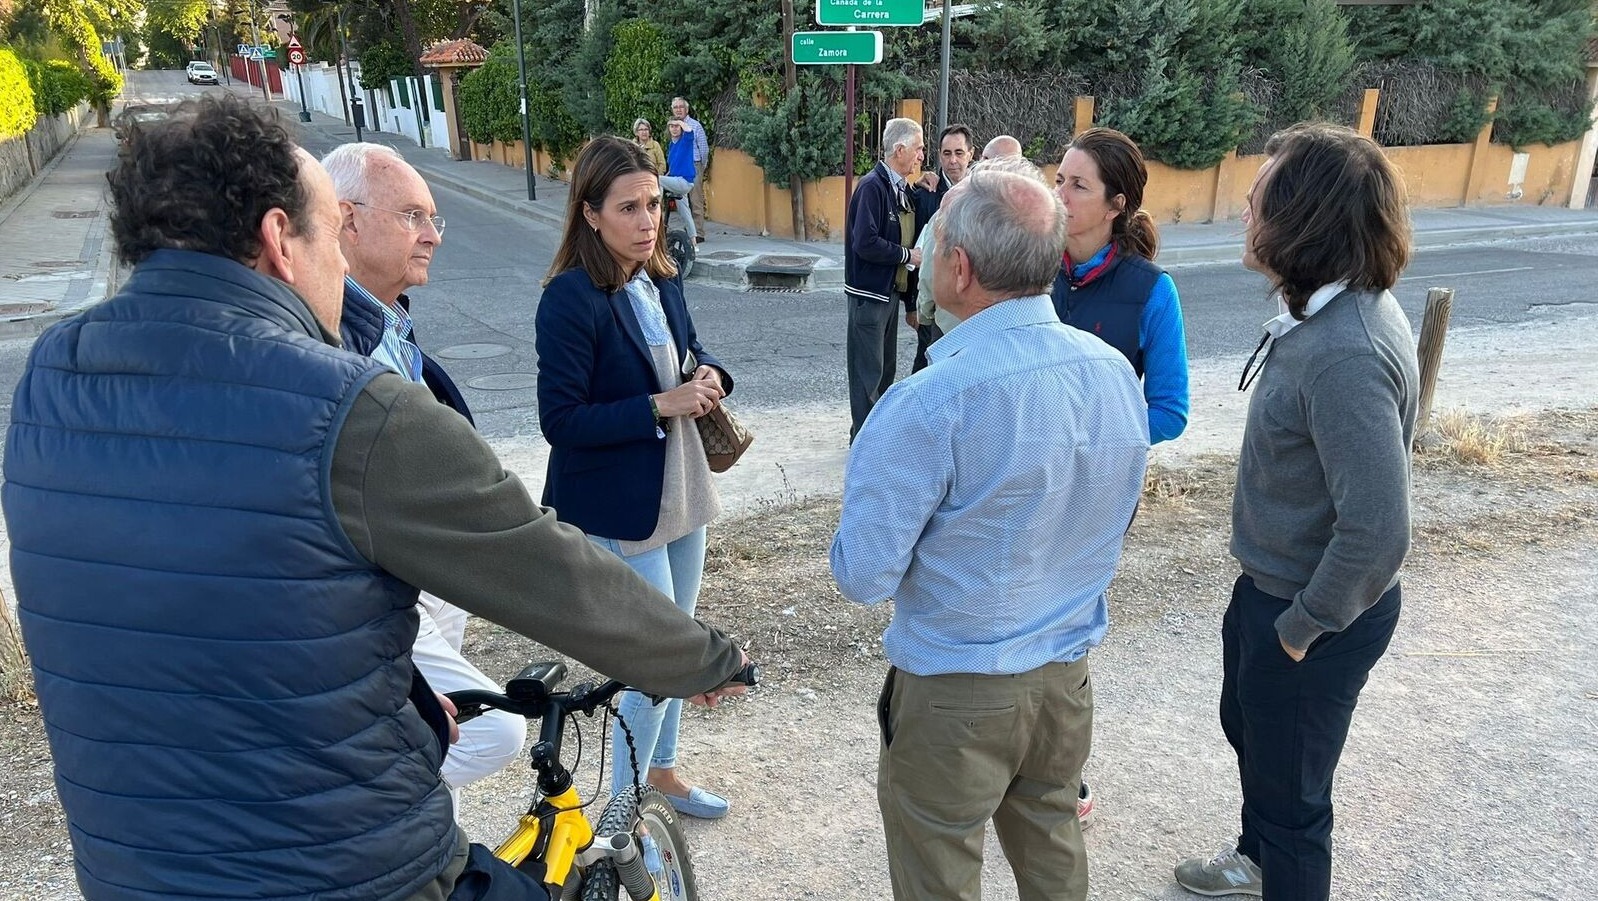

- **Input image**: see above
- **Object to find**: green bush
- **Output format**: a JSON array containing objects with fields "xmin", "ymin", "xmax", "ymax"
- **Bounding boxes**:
[
  {"xmin": 1239, "ymin": 0, "xmax": 1354, "ymax": 123},
  {"xmin": 602, "ymin": 19, "xmax": 669, "ymax": 135},
  {"xmin": 359, "ymin": 40, "xmax": 413, "ymax": 90},
  {"xmin": 735, "ymin": 72, "xmax": 844, "ymax": 185},
  {"xmin": 0, "ymin": 47, "xmax": 37, "ymax": 137},
  {"xmin": 458, "ymin": 54, "xmax": 520, "ymax": 144},
  {"xmin": 26, "ymin": 59, "xmax": 92, "ymax": 117}
]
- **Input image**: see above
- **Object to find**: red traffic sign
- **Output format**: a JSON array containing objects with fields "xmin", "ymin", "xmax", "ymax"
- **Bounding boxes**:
[
  {"xmin": 287, "ymin": 36, "xmax": 302, "ymax": 50},
  {"xmin": 288, "ymin": 48, "xmax": 306, "ymax": 65}
]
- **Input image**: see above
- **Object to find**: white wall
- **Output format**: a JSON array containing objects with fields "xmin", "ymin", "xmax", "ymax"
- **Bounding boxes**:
[{"xmin": 285, "ymin": 64, "xmax": 448, "ymax": 151}]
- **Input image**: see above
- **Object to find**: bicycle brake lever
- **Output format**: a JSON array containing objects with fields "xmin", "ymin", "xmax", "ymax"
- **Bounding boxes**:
[{"xmin": 452, "ymin": 702, "xmax": 486, "ymax": 724}]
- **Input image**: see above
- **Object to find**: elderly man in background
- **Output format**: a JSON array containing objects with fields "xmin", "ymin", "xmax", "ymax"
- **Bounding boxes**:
[
  {"xmin": 844, "ymin": 116, "xmax": 925, "ymax": 439},
  {"xmin": 832, "ymin": 163, "xmax": 1150, "ymax": 900},
  {"xmin": 983, "ymin": 134, "xmax": 1024, "ymax": 159},
  {"xmin": 671, "ymin": 95, "xmax": 710, "ymax": 239},
  {"xmin": 322, "ymin": 141, "xmax": 527, "ymax": 814}
]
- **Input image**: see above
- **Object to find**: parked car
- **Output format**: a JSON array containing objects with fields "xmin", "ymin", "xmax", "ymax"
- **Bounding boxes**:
[
  {"xmin": 186, "ymin": 61, "xmax": 219, "ymax": 85},
  {"xmin": 115, "ymin": 104, "xmax": 174, "ymax": 146}
]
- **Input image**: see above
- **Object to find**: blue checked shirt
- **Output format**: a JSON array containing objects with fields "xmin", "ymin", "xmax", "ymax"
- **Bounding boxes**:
[
  {"xmin": 346, "ymin": 276, "xmax": 423, "ymax": 383},
  {"xmin": 830, "ymin": 295, "xmax": 1150, "ymax": 676}
]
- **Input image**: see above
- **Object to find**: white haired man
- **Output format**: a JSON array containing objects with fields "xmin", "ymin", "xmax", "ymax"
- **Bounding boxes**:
[
  {"xmin": 321, "ymin": 141, "xmax": 527, "ymax": 811},
  {"xmin": 845, "ymin": 116, "xmax": 925, "ymax": 440}
]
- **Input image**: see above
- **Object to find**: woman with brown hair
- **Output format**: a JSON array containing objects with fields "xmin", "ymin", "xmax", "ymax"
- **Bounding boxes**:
[
  {"xmin": 1050, "ymin": 127, "xmax": 1190, "ymax": 445},
  {"xmin": 1174, "ymin": 123, "xmax": 1417, "ymax": 901},
  {"xmin": 535, "ymin": 135, "xmax": 735, "ymax": 819}
]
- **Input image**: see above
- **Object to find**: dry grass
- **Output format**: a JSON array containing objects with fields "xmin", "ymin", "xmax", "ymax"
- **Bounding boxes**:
[
  {"xmin": 0, "ymin": 590, "xmax": 35, "ymax": 703},
  {"xmin": 1425, "ymin": 409, "xmax": 1530, "ymax": 466}
]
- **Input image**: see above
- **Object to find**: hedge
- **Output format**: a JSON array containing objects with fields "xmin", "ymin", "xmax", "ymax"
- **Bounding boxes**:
[{"xmin": 0, "ymin": 47, "xmax": 37, "ymax": 138}]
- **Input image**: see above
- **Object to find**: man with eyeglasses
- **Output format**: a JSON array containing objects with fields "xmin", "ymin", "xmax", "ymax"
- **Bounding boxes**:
[{"xmin": 321, "ymin": 142, "xmax": 528, "ymax": 812}]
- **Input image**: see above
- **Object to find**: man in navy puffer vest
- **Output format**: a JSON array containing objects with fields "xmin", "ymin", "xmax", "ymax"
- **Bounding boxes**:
[{"xmin": 2, "ymin": 95, "xmax": 745, "ymax": 901}]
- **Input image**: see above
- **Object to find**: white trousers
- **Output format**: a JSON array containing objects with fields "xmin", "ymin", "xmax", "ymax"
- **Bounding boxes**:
[{"xmin": 413, "ymin": 592, "xmax": 527, "ymax": 812}]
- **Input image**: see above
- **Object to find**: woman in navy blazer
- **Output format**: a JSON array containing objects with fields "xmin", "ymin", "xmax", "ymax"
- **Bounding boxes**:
[{"xmin": 536, "ymin": 135, "xmax": 736, "ymax": 820}]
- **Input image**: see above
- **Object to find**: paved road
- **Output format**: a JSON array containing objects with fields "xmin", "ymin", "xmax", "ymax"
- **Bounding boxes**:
[{"xmin": 18, "ymin": 70, "xmax": 1598, "ymax": 446}]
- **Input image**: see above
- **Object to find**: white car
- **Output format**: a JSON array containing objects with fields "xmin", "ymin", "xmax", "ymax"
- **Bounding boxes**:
[{"xmin": 186, "ymin": 61, "xmax": 219, "ymax": 85}]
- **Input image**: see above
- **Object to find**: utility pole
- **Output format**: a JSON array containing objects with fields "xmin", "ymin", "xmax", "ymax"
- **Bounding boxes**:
[
  {"xmin": 937, "ymin": 0, "xmax": 951, "ymax": 135},
  {"xmin": 781, "ymin": 0, "xmax": 806, "ymax": 239},
  {"xmin": 247, "ymin": 0, "xmax": 271, "ymax": 102},
  {"xmin": 510, "ymin": 0, "xmax": 537, "ymax": 201},
  {"xmin": 337, "ymin": 4, "xmax": 362, "ymax": 141}
]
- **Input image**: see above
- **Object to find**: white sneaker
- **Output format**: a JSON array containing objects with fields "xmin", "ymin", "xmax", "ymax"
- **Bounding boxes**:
[{"xmin": 1174, "ymin": 845, "xmax": 1263, "ymax": 897}]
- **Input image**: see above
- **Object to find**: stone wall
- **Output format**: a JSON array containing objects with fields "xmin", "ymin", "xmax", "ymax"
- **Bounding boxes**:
[{"xmin": 0, "ymin": 102, "xmax": 92, "ymax": 207}]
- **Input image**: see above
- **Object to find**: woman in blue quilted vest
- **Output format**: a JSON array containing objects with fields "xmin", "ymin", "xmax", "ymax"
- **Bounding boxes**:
[{"xmin": 1050, "ymin": 128, "xmax": 1190, "ymax": 445}]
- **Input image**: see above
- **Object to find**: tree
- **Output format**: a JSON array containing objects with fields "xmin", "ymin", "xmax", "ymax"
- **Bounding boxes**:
[
  {"xmin": 735, "ymin": 70, "xmax": 844, "ymax": 184},
  {"xmin": 602, "ymin": 18, "xmax": 668, "ymax": 134},
  {"xmin": 1238, "ymin": 0, "xmax": 1354, "ymax": 123}
]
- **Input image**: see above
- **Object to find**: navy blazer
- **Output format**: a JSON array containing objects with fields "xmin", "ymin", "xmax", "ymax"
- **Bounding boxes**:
[{"xmin": 536, "ymin": 267, "xmax": 731, "ymax": 541}]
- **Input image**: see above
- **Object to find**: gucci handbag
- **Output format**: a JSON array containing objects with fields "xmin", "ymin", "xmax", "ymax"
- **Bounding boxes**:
[
  {"xmin": 682, "ymin": 350, "xmax": 754, "ymax": 472},
  {"xmin": 696, "ymin": 404, "xmax": 754, "ymax": 473}
]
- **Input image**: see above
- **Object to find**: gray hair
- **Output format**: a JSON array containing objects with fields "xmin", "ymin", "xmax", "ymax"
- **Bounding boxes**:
[
  {"xmin": 631, "ymin": 117, "xmax": 652, "ymax": 132},
  {"xmin": 968, "ymin": 154, "xmax": 1044, "ymax": 181},
  {"xmin": 321, "ymin": 142, "xmax": 406, "ymax": 204},
  {"xmin": 938, "ymin": 170, "xmax": 1065, "ymax": 297},
  {"xmin": 882, "ymin": 117, "xmax": 923, "ymax": 158}
]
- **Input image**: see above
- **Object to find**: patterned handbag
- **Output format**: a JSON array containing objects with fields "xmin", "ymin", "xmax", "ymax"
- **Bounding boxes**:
[{"xmin": 695, "ymin": 403, "xmax": 754, "ymax": 473}]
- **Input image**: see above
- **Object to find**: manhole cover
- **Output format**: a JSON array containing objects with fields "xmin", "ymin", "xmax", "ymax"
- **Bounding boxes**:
[
  {"xmin": 698, "ymin": 250, "xmax": 745, "ymax": 261},
  {"xmin": 435, "ymin": 342, "xmax": 513, "ymax": 360},
  {"xmin": 52, "ymin": 210, "xmax": 100, "ymax": 219},
  {"xmin": 466, "ymin": 373, "xmax": 538, "ymax": 391},
  {"xmin": 749, "ymin": 255, "xmax": 817, "ymax": 274}
]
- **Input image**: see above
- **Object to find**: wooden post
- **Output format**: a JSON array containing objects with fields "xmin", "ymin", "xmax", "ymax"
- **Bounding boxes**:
[
  {"xmin": 1073, "ymin": 96, "xmax": 1095, "ymax": 136},
  {"xmin": 781, "ymin": 0, "xmax": 807, "ymax": 239},
  {"xmin": 1415, "ymin": 287, "xmax": 1455, "ymax": 443},
  {"xmin": 1356, "ymin": 88, "xmax": 1380, "ymax": 139}
]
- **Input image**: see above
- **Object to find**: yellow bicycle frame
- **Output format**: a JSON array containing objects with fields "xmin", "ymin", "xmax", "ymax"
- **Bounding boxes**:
[{"xmin": 493, "ymin": 785, "xmax": 593, "ymax": 889}]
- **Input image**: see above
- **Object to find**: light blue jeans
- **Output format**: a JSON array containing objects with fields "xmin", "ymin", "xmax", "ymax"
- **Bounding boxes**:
[{"xmin": 590, "ymin": 526, "xmax": 707, "ymax": 796}]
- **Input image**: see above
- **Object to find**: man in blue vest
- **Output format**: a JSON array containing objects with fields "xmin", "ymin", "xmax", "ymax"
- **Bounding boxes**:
[{"xmin": 2, "ymin": 94, "xmax": 746, "ymax": 901}]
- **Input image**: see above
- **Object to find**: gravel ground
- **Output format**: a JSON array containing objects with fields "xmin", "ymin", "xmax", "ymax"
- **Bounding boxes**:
[{"xmin": 1, "ymin": 314, "xmax": 1596, "ymax": 900}]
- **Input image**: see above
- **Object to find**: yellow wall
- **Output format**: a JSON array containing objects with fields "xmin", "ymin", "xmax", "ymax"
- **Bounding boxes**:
[
  {"xmin": 1387, "ymin": 145, "xmax": 1475, "ymax": 207},
  {"xmin": 706, "ymin": 148, "xmax": 851, "ymax": 239},
  {"xmin": 1470, "ymin": 141, "xmax": 1581, "ymax": 205}
]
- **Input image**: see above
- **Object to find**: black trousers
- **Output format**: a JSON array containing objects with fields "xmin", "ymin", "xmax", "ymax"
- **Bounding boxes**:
[
  {"xmin": 1220, "ymin": 574, "xmax": 1401, "ymax": 901},
  {"xmin": 847, "ymin": 295, "xmax": 898, "ymax": 440},
  {"xmin": 910, "ymin": 322, "xmax": 944, "ymax": 373},
  {"xmin": 447, "ymin": 842, "xmax": 552, "ymax": 900}
]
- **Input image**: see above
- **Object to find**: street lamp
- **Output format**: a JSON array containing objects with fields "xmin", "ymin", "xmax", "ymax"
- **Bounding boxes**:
[{"xmin": 510, "ymin": 0, "xmax": 537, "ymax": 201}]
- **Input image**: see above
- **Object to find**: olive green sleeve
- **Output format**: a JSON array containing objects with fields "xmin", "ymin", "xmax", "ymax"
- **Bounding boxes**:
[{"xmin": 331, "ymin": 374, "xmax": 742, "ymax": 698}]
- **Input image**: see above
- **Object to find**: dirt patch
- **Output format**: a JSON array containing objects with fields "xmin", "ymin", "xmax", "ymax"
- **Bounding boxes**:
[{"xmin": 4, "ymin": 407, "xmax": 1594, "ymax": 900}]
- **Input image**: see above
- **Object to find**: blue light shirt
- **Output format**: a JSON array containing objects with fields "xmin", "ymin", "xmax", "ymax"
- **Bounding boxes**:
[
  {"xmin": 830, "ymin": 294, "xmax": 1150, "ymax": 676},
  {"xmin": 346, "ymin": 276, "xmax": 423, "ymax": 384}
]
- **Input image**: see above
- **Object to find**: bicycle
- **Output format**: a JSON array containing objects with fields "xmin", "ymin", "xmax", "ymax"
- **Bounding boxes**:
[
  {"xmin": 661, "ymin": 188, "xmax": 696, "ymax": 280},
  {"xmin": 448, "ymin": 659, "xmax": 756, "ymax": 900}
]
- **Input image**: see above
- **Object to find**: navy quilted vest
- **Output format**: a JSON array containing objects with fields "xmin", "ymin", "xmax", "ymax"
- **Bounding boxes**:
[
  {"xmin": 1050, "ymin": 253, "xmax": 1163, "ymax": 377},
  {"xmin": 2, "ymin": 250, "xmax": 457, "ymax": 900}
]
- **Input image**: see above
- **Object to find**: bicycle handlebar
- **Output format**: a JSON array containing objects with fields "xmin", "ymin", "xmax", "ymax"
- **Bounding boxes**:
[{"xmin": 446, "ymin": 662, "xmax": 759, "ymax": 725}]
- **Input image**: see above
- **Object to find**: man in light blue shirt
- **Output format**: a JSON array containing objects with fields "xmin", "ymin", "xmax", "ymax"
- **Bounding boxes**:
[{"xmin": 831, "ymin": 167, "xmax": 1149, "ymax": 901}]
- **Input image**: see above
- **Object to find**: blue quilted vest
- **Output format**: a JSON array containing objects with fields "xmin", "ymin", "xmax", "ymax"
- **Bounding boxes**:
[
  {"xmin": 1050, "ymin": 253, "xmax": 1163, "ymax": 377},
  {"xmin": 3, "ymin": 250, "xmax": 458, "ymax": 900}
]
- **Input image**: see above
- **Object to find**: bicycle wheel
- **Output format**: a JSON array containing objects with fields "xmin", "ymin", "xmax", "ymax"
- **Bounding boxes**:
[
  {"xmin": 581, "ymin": 785, "xmax": 698, "ymax": 901},
  {"xmin": 666, "ymin": 230, "xmax": 695, "ymax": 280}
]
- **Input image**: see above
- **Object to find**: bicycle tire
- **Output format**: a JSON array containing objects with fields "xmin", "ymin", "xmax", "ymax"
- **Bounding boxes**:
[
  {"xmin": 580, "ymin": 785, "xmax": 698, "ymax": 901},
  {"xmin": 666, "ymin": 230, "xmax": 695, "ymax": 280}
]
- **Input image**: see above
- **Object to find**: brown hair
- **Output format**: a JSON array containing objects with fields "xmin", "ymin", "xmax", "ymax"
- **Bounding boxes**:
[
  {"xmin": 544, "ymin": 135, "xmax": 677, "ymax": 290},
  {"xmin": 1067, "ymin": 127, "xmax": 1159, "ymax": 261},
  {"xmin": 1252, "ymin": 123, "xmax": 1411, "ymax": 318}
]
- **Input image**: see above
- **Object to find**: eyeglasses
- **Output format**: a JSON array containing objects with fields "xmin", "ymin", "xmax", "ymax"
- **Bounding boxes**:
[
  {"xmin": 352, "ymin": 202, "xmax": 445, "ymax": 234},
  {"xmin": 1238, "ymin": 332, "xmax": 1273, "ymax": 392}
]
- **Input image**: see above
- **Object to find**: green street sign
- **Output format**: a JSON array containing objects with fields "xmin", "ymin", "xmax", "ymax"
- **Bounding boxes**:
[
  {"xmin": 792, "ymin": 30, "xmax": 884, "ymax": 65},
  {"xmin": 816, "ymin": 0, "xmax": 925, "ymax": 27}
]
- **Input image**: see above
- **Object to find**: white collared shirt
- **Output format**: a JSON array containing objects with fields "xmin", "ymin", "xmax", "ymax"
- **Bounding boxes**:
[{"xmin": 1262, "ymin": 282, "xmax": 1348, "ymax": 339}]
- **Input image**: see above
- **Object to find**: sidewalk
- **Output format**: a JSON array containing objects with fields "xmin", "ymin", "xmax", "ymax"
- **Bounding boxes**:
[
  {"xmin": 0, "ymin": 127, "xmax": 120, "ymax": 340},
  {"xmin": 279, "ymin": 102, "xmax": 1598, "ymax": 288}
]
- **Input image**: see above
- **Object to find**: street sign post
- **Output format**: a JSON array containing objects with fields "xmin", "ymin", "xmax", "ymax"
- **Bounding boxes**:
[
  {"xmin": 816, "ymin": 0, "xmax": 923, "ymax": 26},
  {"xmin": 792, "ymin": 30, "xmax": 883, "ymax": 65},
  {"xmin": 287, "ymin": 36, "xmax": 310, "ymax": 122}
]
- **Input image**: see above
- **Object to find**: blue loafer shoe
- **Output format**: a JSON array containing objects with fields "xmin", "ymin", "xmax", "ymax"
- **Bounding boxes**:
[{"xmin": 661, "ymin": 786, "xmax": 730, "ymax": 820}]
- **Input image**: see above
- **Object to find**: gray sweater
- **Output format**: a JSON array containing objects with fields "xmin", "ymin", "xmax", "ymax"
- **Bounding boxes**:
[{"xmin": 1230, "ymin": 289, "xmax": 1419, "ymax": 650}]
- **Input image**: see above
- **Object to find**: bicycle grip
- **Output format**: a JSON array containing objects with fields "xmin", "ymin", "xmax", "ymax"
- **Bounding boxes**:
[{"xmin": 727, "ymin": 661, "xmax": 760, "ymax": 687}]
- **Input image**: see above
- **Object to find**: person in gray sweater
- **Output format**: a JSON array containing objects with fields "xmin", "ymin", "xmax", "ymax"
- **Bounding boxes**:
[{"xmin": 1174, "ymin": 124, "xmax": 1420, "ymax": 901}]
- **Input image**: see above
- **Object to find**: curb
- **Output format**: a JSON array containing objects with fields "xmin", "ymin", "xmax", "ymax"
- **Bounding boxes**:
[{"xmin": 409, "ymin": 161, "xmax": 567, "ymax": 232}]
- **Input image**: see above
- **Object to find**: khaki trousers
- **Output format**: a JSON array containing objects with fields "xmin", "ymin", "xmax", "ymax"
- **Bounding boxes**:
[{"xmin": 876, "ymin": 659, "xmax": 1093, "ymax": 901}]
